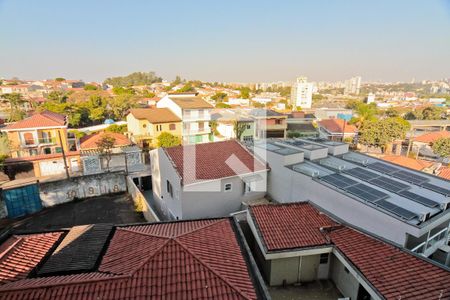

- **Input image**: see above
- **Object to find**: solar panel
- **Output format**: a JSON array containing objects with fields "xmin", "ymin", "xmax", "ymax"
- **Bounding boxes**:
[
  {"xmin": 398, "ymin": 190, "xmax": 440, "ymax": 208},
  {"xmin": 344, "ymin": 167, "xmax": 380, "ymax": 181},
  {"xmin": 421, "ymin": 182, "xmax": 450, "ymax": 197},
  {"xmin": 367, "ymin": 162, "xmax": 399, "ymax": 174},
  {"xmin": 370, "ymin": 176, "xmax": 410, "ymax": 193},
  {"xmin": 344, "ymin": 183, "xmax": 389, "ymax": 203},
  {"xmin": 392, "ymin": 170, "xmax": 429, "ymax": 185},
  {"xmin": 320, "ymin": 174, "xmax": 358, "ymax": 189},
  {"xmin": 376, "ymin": 199, "xmax": 418, "ymax": 220}
]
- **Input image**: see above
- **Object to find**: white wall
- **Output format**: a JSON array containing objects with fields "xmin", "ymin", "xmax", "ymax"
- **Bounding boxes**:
[
  {"xmin": 156, "ymin": 96, "xmax": 183, "ymax": 118},
  {"xmin": 330, "ymin": 254, "xmax": 360, "ymax": 300}
]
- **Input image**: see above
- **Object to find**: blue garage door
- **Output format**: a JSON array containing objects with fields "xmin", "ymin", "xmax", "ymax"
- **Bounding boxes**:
[{"xmin": 2, "ymin": 184, "xmax": 42, "ymax": 218}]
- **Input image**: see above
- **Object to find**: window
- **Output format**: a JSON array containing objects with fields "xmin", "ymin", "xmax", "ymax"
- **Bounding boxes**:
[
  {"xmin": 244, "ymin": 181, "xmax": 256, "ymax": 194},
  {"xmin": 246, "ymin": 124, "xmax": 251, "ymax": 129},
  {"xmin": 55, "ymin": 147, "xmax": 62, "ymax": 153},
  {"xmin": 169, "ymin": 123, "xmax": 176, "ymax": 130},
  {"xmin": 23, "ymin": 132, "xmax": 34, "ymax": 145},
  {"xmin": 43, "ymin": 147, "xmax": 51, "ymax": 154},
  {"xmin": 275, "ymin": 119, "xmax": 282, "ymax": 125},
  {"xmin": 224, "ymin": 183, "xmax": 232, "ymax": 192},
  {"xmin": 319, "ymin": 253, "xmax": 329, "ymax": 264},
  {"xmin": 166, "ymin": 180, "xmax": 173, "ymax": 197}
]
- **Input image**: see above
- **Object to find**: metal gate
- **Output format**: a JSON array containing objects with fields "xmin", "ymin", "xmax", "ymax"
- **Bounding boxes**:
[{"xmin": 2, "ymin": 184, "xmax": 42, "ymax": 218}]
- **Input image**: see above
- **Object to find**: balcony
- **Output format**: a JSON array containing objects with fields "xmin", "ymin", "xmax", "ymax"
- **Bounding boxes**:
[
  {"xmin": 183, "ymin": 112, "xmax": 211, "ymax": 121},
  {"xmin": 411, "ymin": 227, "xmax": 449, "ymax": 257},
  {"xmin": 184, "ymin": 127, "xmax": 211, "ymax": 135},
  {"xmin": 22, "ymin": 137, "xmax": 57, "ymax": 147}
]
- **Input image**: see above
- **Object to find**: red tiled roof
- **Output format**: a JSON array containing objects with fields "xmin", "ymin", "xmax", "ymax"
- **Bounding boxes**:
[
  {"xmin": 438, "ymin": 167, "xmax": 450, "ymax": 180},
  {"xmin": 0, "ymin": 219, "xmax": 258, "ymax": 300},
  {"xmin": 380, "ymin": 155, "xmax": 433, "ymax": 171},
  {"xmin": 5, "ymin": 151, "xmax": 80, "ymax": 163},
  {"xmin": 250, "ymin": 203, "xmax": 336, "ymax": 251},
  {"xmin": 249, "ymin": 203, "xmax": 450, "ymax": 300},
  {"xmin": 0, "ymin": 232, "xmax": 63, "ymax": 285},
  {"xmin": 164, "ymin": 140, "xmax": 267, "ymax": 185},
  {"xmin": 2, "ymin": 111, "xmax": 67, "ymax": 130},
  {"xmin": 330, "ymin": 227, "xmax": 450, "ymax": 300},
  {"xmin": 80, "ymin": 132, "xmax": 132, "ymax": 150},
  {"xmin": 414, "ymin": 131, "xmax": 450, "ymax": 143},
  {"xmin": 318, "ymin": 119, "xmax": 357, "ymax": 134}
]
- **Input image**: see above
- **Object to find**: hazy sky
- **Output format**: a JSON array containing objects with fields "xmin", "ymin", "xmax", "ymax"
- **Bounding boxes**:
[{"xmin": 1, "ymin": 0, "xmax": 450, "ymax": 83}]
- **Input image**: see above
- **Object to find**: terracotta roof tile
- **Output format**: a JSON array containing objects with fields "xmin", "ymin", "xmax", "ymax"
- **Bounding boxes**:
[
  {"xmin": 250, "ymin": 203, "xmax": 336, "ymax": 251},
  {"xmin": 168, "ymin": 96, "xmax": 214, "ymax": 109},
  {"xmin": 79, "ymin": 132, "xmax": 132, "ymax": 150},
  {"xmin": 164, "ymin": 140, "xmax": 267, "ymax": 185},
  {"xmin": 0, "ymin": 219, "xmax": 258, "ymax": 300},
  {"xmin": 3, "ymin": 111, "xmax": 67, "ymax": 130},
  {"xmin": 380, "ymin": 155, "xmax": 433, "ymax": 171},
  {"xmin": 129, "ymin": 108, "xmax": 181, "ymax": 123},
  {"xmin": 438, "ymin": 167, "xmax": 450, "ymax": 180},
  {"xmin": 414, "ymin": 131, "xmax": 450, "ymax": 143},
  {"xmin": 318, "ymin": 119, "xmax": 357, "ymax": 134}
]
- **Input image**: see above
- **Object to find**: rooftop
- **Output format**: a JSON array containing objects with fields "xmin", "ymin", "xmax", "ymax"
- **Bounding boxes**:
[
  {"xmin": 249, "ymin": 203, "xmax": 450, "ymax": 300},
  {"xmin": 0, "ymin": 218, "xmax": 261, "ymax": 299},
  {"xmin": 79, "ymin": 132, "xmax": 132, "ymax": 150},
  {"xmin": 414, "ymin": 130, "xmax": 450, "ymax": 143},
  {"xmin": 164, "ymin": 140, "xmax": 268, "ymax": 185},
  {"xmin": 318, "ymin": 119, "xmax": 357, "ymax": 134},
  {"xmin": 129, "ymin": 108, "xmax": 181, "ymax": 123},
  {"xmin": 249, "ymin": 109, "xmax": 286, "ymax": 118},
  {"xmin": 2, "ymin": 111, "xmax": 67, "ymax": 131},
  {"xmin": 167, "ymin": 95, "xmax": 213, "ymax": 109},
  {"xmin": 380, "ymin": 155, "xmax": 433, "ymax": 171}
]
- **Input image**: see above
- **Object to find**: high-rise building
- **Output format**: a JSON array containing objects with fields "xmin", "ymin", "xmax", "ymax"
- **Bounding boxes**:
[
  {"xmin": 290, "ymin": 77, "xmax": 313, "ymax": 109},
  {"xmin": 344, "ymin": 76, "xmax": 362, "ymax": 95}
]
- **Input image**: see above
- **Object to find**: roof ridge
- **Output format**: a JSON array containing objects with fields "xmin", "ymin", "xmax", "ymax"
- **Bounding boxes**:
[
  {"xmin": 176, "ymin": 219, "xmax": 226, "ymax": 238},
  {"xmin": 117, "ymin": 227, "xmax": 171, "ymax": 239},
  {"xmin": 128, "ymin": 238, "xmax": 172, "ymax": 276},
  {"xmin": 174, "ymin": 237, "xmax": 253, "ymax": 300}
]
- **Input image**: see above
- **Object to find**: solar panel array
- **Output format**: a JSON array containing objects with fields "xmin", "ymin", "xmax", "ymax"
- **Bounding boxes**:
[
  {"xmin": 320, "ymin": 174, "xmax": 358, "ymax": 189},
  {"xmin": 344, "ymin": 184, "xmax": 389, "ymax": 203},
  {"xmin": 398, "ymin": 190, "xmax": 440, "ymax": 208},
  {"xmin": 391, "ymin": 170, "xmax": 428, "ymax": 185},
  {"xmin": 344, "ymin": 167, "xmax": 380, "ymax": 181},
  {"xmin": 421, "ymin": 182, "xmax": 450, "ymax": 197},
  {"xmin": 376, "ymin": 199, "xmax": 418, "ymax": 220},
  {"xmin": 370, "ymin": 176, "xmax": 410, "ymax": 193},
  {"xmin": 367, "ymin": 162, "xmax": 399, "ymax": 174}
]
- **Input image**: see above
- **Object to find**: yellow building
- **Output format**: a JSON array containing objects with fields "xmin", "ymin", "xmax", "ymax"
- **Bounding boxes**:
[
  {"xmin": 127, "ymin": 108, "xmax": 182, "ymax": 148},
  {"xmin": 1, "ymin": 111, "xmax": 80, "ymax": 177}
]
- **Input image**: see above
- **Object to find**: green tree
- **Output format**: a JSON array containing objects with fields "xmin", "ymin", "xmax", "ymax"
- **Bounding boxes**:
[
  {"xmin": 233, "ymin": 120, "xmax": 247, "ymax": 140},
  {"xmin": 404, "ymin": 110, "xmax": 421, "ymax": 120},
  {"xmin": 432, "ymin": 138, "xmax": 450, "ymax": 158},
  {"xmin": 104, "ymin": 71, "xmax": 162, "ymax": 87},
  {"xmin": 106, "ymin": 124, "xmax": 128, "ymax": 134},
  {"xmin": 359, "ymin": 117, "xmax": 410, "ymax": 153},
  {"xmin": 112, "ymin": 86, "xmax": 135, "ymax": 95},
  {"xmin": 84, "ymin": 84, "xmax": 98, "ymax": 91},
  {"xmin": 209, "ymin": 120, "xmax": 219, "ymax": 136},
  {"xmin": 384, "ymin": 108, "xmax": 400, "ymax": 118},
  {"xmin": 421, "ymin": 106, "xmax": 444, "ymax": 120},
  {"xmin": 55, "ymin": 77, "xmax": 65, "ymax": 82},
  {"xmin": 157, "ymin": 132, "xmax": 181, "ymax": 148},
  {"xmin": 239, "ymin": 87, "xmax": 251, "ymax": 99},
  {"xmin": 1, "ymin": 93, "xmax": 27, "ymax": 121},
  {"xmin": 211, "ymin": 92, "xmax": 228, "ymax": 103},
  {"xmin": 345, "ymin": 99, "xmax": 362, "ymax": 110},
  {"xmin": 96, "ymin": 134, "xmax": 116, "ymax": 170},
  {"xmin": 349, "ymin": 103, "xmax": 378, "ymax": 130},
  {"xmin": 46, "ymin": 91, "xmax": 68, "ymax": 103},
  {"xmin": 215, "ymin": 102, "xmax": 231, "ymax": 108},
  {"xmin": 141, "ymin": 90, "xmax": 155, "ymax": 98},
  {"xmin": 177, "ymin": 83, "xmax": 196, "ymax": 93},
  {"xmin": 173, "ymin": 75, "xmax": 182, "ymax": 85}
]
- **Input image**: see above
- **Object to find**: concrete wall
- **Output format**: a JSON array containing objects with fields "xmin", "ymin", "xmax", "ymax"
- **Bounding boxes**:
[
  {"xmin": 157, "ymin": 96, "xmax": 183, "ymax": 118},
  {"xmin": 330, "ymin": 254, "xmax": 360, "ymax": 300},
  {"xmin": 181, "ymin": 174, "xmax": 266, "ymax": 219},
  {"xmin": 126, "ymin": 176, "xmax": 159, "ymax": 222},
  {"xmin": 39, "ymin": 172, "xmax": 127, "ymax": 207},
  {"xmin": 268, "ymin": 254, "xmax": 320, "ymax": 286}
]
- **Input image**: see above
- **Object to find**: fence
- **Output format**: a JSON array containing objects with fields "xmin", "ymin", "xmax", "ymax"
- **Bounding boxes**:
[{"xmin": 126, "ymin": 176, "xmax": 159, "ymax": 222}]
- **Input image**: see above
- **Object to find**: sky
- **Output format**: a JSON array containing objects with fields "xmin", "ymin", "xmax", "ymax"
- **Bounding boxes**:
[{"xmin": 1, "ymin": 0, "xmax": 450, "ymax": 83}]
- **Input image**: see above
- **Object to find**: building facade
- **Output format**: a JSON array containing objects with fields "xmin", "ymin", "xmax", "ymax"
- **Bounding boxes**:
[{"xmin": 290, "ymin": 77, "xmax": 313, "ymax": 109}]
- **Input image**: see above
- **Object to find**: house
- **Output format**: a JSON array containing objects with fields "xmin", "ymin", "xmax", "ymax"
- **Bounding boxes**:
[
  {"xmin": 211, "ymin": 109, "xmax": 255, "ymax": 142},
  {"xmin": 251, "ymin": 138, "xmax": 450, "ymax": 266},
  {"xmin": 247, "ymin": 202, "xmax": 450, "ymax": 299},
  {"xmin": 412, "ymin": 130, "xmax": 450, "ymax": 157},
  {"xmin": 1, "ymin": 111, "xmax": 80, "ymax": 177},
  {"xmin": 286, "ymin": 111, "xmax": 318, "ymax": 138},
  {"xmin": 381, "ymin": 155, "xmax": 433, "ymax": 171},
  {"xmin": 150, "ymin": 140, "xmax": 268, "ymax": 220},
  {"xmin": 80, "ymin": 132, "xmax": 132, "ymax": 151},
  {"xmin": 0, "ymin": 220, "xmax": 269, "ymax": 299},
  {"xmin": 126, "ymin": 108, "xmax": 182, "ymax": 148},
  {"xmin": 157, "ymin": 92, "xmax": 214, "ymax": 144},
  {"xmin": 248, "ymin": 109, "xmax": 287, "ymax": 139},
  {"xmin": 317, "ymin": 118, "xmax": 357, "ymax": 142}
]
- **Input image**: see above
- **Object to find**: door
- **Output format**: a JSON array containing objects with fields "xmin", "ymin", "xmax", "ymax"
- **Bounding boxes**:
[{"xmin": 299, "ymin": 255, "xmax": 320, "ymax": 282}]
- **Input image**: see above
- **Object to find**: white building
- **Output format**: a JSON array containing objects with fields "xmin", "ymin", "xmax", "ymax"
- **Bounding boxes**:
[
  {"xmin": 251, "ymin": 138, "xmax": 450, "ymax": 266},
  {"xmin": 344, "ymin": 76, "xmax": 362, "ymax": 95},
  {"xmin": 366, "ymin": 92, "xmax": 376, "ymax": 104},
  {"xmin": 150, "ymin": 140, "xmax": 268, "ymax": 220},
  {"xmin": 290, "ymin": 77, "xmax": 313, "ymax": 109},
  {"xmin": 157, "ymin": 92, "xmax": 213, "ymax": 144}
]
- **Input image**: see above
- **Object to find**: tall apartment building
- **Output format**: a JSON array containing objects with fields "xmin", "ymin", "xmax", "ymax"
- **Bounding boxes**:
[
  {"xmin": 290, "ymin": 77, "xmax": 313, "ymax": 109},
  {"xmin": 344, "ymin": 76, "xmax": 362, "ymax": 95}
]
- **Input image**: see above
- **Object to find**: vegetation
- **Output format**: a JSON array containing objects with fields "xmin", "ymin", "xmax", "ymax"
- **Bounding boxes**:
[
  {"xmin": 215, "ymin": 102, "xmax": 231, "ymax": 108},
  {"xmin": 0, "ymin": 93, "xmax": 27, "ymax": 121},
  {"xmin": 233, "ymin": 121, "xmax": 247, "ymax": 140},
  {"xmin": 349, "ymin": 102, "xmax": 378, "ymax": 130},
  {"xmin": 84, "ymin": 84, "xmax": 98, "ymax": 91},
  {"xmin": 211, "ymin": 92, "xmax": 228, "ymax": 103},
  {"xmin": 177, "ymin": 83, "xmax": 196, "ymax": 93},
  {"xmin": 105, "ymin": 124, "xmax": 127, "ymax": 134},
  {"xmin": 432, "ymin": 138, "xmax": 450, "ymax": 158},
  {"xmin": 157, "ymin": 132, "xmax": 181, "ymax": 148},
  {"xmin": 383, "ymin": 108, "xmax": 400, "ymax": 118},
  {"xmin": 104, "ymin": 71, "xmax": 162, "ymax": 87},
  {"xmin": 239, "ymin": 87, "xmax": 251, "ymax": 99},
  {"xmin": 209, "ymin": 120, "xmax": 219, "ymax": 136},
  {"xmin": 55, "ymin": 77, "xmax": 65, "ymax": 82},
  {"xmin": 96, "ymin": 134, "xmax": 116, "ymax": 170},
  {"xmin": 359, "ymin": 117, "xmax": 410, "ymax": 153},
  {"xmin": 287, "ymin": 131, "xmax": 301, "ymax": 138},
  {"xmin": 403, "ymin": 106, "xmax": 445, "ymax": 120}
]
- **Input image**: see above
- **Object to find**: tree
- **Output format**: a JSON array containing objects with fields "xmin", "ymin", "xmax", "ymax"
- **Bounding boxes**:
[
  {"xmin": 239, "ymin": 87, "xmax": 251, "ymax": 99},
  {"xmin": 173, "ymin": 75, "xmax": 182, "ymax": 85},
  {"xmin": 404, "ymin": 110, "xmax": 421, "ymax": 120},
  {"xmin": 112, "ymin": 86, "xmax": 135, "ymax": 95},
  {"xmin": 96, "ymin": 134, "xmax": 116, "ymax": 171},
  {"xmin": 55, "ymin": 77, "xmax": 65, "ymax": 82},
  {"xmin": 104, "ymin": 71, "xmax": 162, "ymax": 87},
  {"xmin": 233, "ymin": 121, "xmax": 248, "ymax": 140},
  {"xmin": 345, "ymin": 99, "xmax": 362, "ymax": 110},
  {"xmin": 421, "ymin": 106, "xmax": 444, "ymax": 120},
  {"xmin": 141, "ymin": 90, "xmax": 155, "ymax": 98},
  {"xmin": 432, "ymin": 138, "xmax": 450, "ymax": 158},
  {"xmin": 177, "ymin": 83, "xmax": 196, "ymax": 93},
  {"xmin": 211, "ymin": 92, "xmax": 228, "ymax": 103},
  {"xmin": 46, "ymin": 91, "xmax": 68, "ymax": 103},
  {"xmin": 359, "ymin": 117, "xmax": 410, "ymax": 153},
  {"xmin": 215, "ymin": 102, "xmax": 231, "ymax": 108},
  {"xmin": 106, "ymin": 124, "xmax": 127, "ymax": 134},
  {"xmin": 1, "ymin": 93, "xmax": 27, "ymax": 121},
  {"xmin": 84, "ymin": 84, "xmax": 98, "ymax": 91},
  {"xmin": 349, "ymin": 102, "xmax": 378, "ymax": 130},
  {"xmin": 157, "ymin": 132, "xmax": 181, "ymax": 148},
  {"xmin": 209, "ymin": 120, "xmax": 219, "ymax": 136},
  {"xmin": 384, "ymin": 108, "xmax": 400, "ymax": 118}
]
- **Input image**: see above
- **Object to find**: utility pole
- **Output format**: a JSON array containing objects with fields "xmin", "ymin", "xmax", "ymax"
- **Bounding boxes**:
[{"xmin": 58, "ymin": 130, "xmax": 70, "ymax": 179}]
